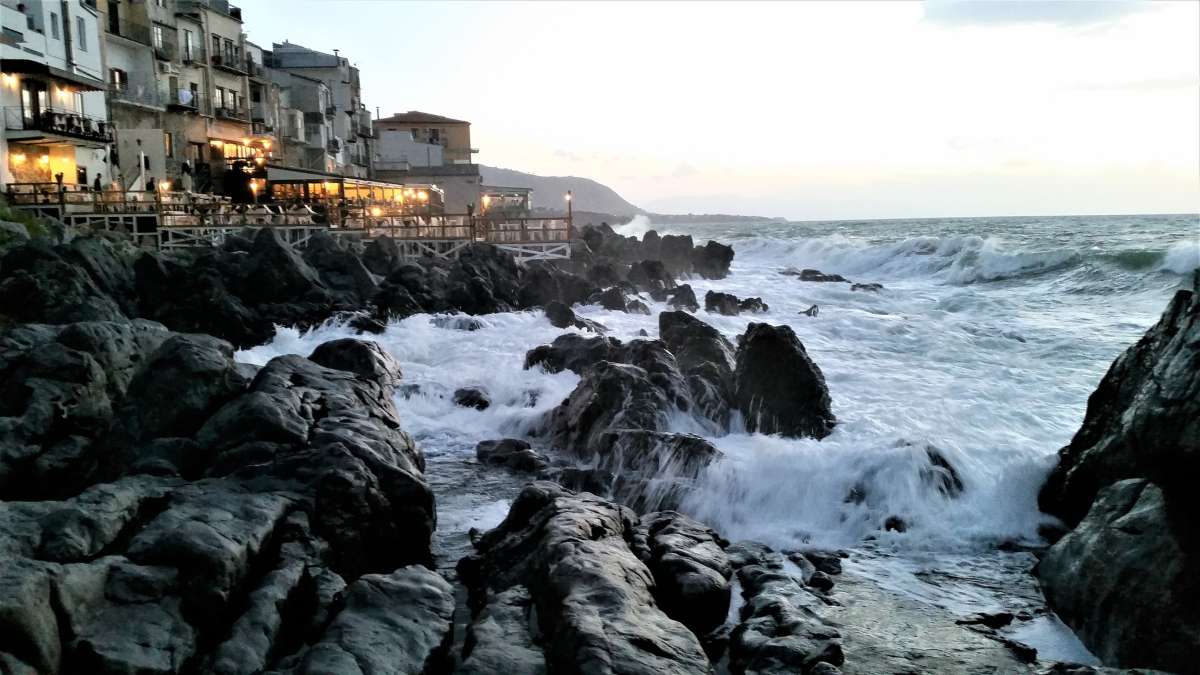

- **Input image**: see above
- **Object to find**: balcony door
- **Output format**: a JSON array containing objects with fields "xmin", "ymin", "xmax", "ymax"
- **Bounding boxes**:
[{"xmin": 20, "ymin": 81, "xmax": 48, "ymax": 127}]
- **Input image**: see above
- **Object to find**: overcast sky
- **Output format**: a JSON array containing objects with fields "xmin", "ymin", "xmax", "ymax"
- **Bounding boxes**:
[{"xmin": 239, "ymin": 0, "xmax": 1199, "ymax": 220}]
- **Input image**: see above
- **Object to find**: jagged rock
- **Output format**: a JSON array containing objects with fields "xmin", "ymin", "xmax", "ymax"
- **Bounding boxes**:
[
  {"xmin": 850, "ymin": 283, "xmax": 883, "ymax": 292},
  {"xmin": 518, "ymin": 264, "xmax": 597, "ymax": 308},
  {"xmin": 634, "ymin": 511, "xmax": 732, "ymax": 635},
  {"xmin": 666, "ymin": 284, "xmax": 700, "ymax": 312},
  {"xmin": 595, "ymin": 286, "xmax": 630, "ymax": 311},
  {"xmin": 1040, "ymin": 275, "xmax": 1199, "ymax": 525},
  {"xmin": 705, "ymin": 290, "xmax": 741, "ymax": 316},
  {"xmin": 456, "ymin": 586, "xmax": 546, "ymax": 675},
  {"xmin": 431, "ymin": 314, "xmax": 487, "ymax": 331},
  {"xmin": 660, "ymin": 234, "xmax": 697, "ymax": 276},
  {"xmin": 727, "ymin": 542, "xmax": 844, "ymax": 674},
  {"xmin": 476, "ymin": 438, "xmax": 548, "ymax": 473},
  {"xmin": 739, "ymin": 297, "xmax": 768, "ymax": 313},
  {"xmin": 804, "ymin": 551, "xmax": 844, "ymax": 576},
  {"xmin": 301, "ymin": 230, "xmax": 377, "ymax": 303},
  {"xmin": 627, "ymin": 298, "xmax": 652, "ymax": 315},
  {"xmin": 629, "ymin": 260, "xmax": 676, "ymax": 293},
  {"xmin": 270, "ymin": 566, "xmax": 454, "ymax": 675},
  {"xmin": 0, "ymin": 239, "xmax": 127, "ymax": 324},
  {"xmin": 734, "ymin": 323, "xmax": 836, "ymax": 439},
  {"xmin": 361, "ymin": 234, "xmax": 403, "ymax": 276},
  {"xmin": 692, "ymin": 241, "xmax": 735, "ymax": 279},
  {"xmin": 586, "ymin": 260, "xmax": 623, "ymax": 288},
  {"xmin": 659, "ymin": 311, "xmax": 736, "ymax": 429},
  {"xmin": 524, "ymin": 333, "xmax": 624, "ymax": 375},
  {"xmin": 543, "ymin": 301, "xmax": 605, "ymax": 333},
  {"xmin": 1037, "ymin": 480, "xmax": 1198, "ymax": 672},
  {"xmin": 458, "ymin": 482, "xmax": 714, "ymax": 675}
]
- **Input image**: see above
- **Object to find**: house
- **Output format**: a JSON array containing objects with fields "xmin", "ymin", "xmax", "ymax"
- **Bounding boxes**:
[
  {"xmin": 2, "ymin": 0, "xmax": 111, "ymax": 189},
  {"xmin": 373, "ymin": 110, "xmax": 483, "ymax": 212}
]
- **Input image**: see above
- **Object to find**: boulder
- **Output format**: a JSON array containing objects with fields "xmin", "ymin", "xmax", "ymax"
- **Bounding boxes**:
[
  {"xmin": 783, "ymin": 268, "xmax": 849, "ymax": 283},
  {"xmin": 692, "ymin": 241, "xmax": 735, "ymax": 279},
  {"xmin": 634, "ymin": 511, "xmax": 732, "ymax": 635},
  {"xmin": 705, "ymin": 291, "xmax": 741, "ymax": 316},
  {"xmin": 659, "ymin": 311, "xmax": 736, "ymax": 429},
  {"xmin": 308, "ymin": 337, "xmax": 402, "ymax": 387},
  {"xmin": 850, "ymin": 283, "xmax": 883, "ymax": 293},
  {"xmin": 0, "ymin": 239, "xmax": 126, "ymax": 325},
  {"xmin": 734, "ymin": 323, "xmax": 836, "ymax": 439},
  {"xmin": 595, "ymin": 286, "xmax": 630, "ymax": 311},
  {"xmin": 454, "ymin": 386, "xmax": 491, "ymax": 411},
  {"xmin": 660, "ymin": 234, "xmax": 697, "ymax": 276},
  {"xmin": 458, "ymin": 482, "xmax": 715, "ymax": 675},
  {"xmin": 666, "ymin": 284, "xmax": 700, "ymax": 312},
  {"xmin": 518, "ymin": 264, "xmax": 597, "ymax": 308},
  {"xmin": 524, "ymin": 333, "xmax": 624, "ymax": 375},
  {"xmin": 629, "ymin": 260, "xmax": 676, "ymax": 293},
  {"xmin": 456, "ymin": 586, "xmax": 546, "ymax": 675},
  {"xmin": 361, "ymin": 235, "xmax": 403, "ymax": 276},
  {"xmin": 301, "ymin": 230, "xmax": 377, "ymax": 304},
  {"xmin": 1037, "ymin": 480, "xmax": 1199, "ymax": 673},
  {"xmin": 543, "ymin": 301, "xmax": 605, "ymax": 333},
  {"xmin": 476, "ymin": 438, "xmax": 548, "ymax": 473},
  {"xmin": 738, "ymin": 297, "xmax": 768, "ymax": 313}
]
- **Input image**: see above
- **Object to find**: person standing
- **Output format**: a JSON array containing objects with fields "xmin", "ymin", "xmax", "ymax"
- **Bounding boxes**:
[
  {"xmin": 180, "ymin": 161, "xmax": 194, "ymax": 193},
  {"xmin": 93, "ymin": 172, "xmax": 102, "ymax": 192}
]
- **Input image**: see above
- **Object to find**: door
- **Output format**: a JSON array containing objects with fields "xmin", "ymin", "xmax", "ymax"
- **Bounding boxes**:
[{"xmin": 20, "ymin": 80, "xmax": 48, "ymax": 127}]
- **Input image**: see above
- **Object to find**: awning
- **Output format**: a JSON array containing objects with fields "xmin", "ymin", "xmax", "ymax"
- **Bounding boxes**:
[{"xmin": 0, "ymin": 59, "xmax": 106, "ymax": 91}]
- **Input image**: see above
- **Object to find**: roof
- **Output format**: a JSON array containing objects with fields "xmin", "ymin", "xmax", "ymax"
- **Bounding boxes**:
[{"xmin": 377, "ymin": 111, "xmax": 470, "ymax": 126}]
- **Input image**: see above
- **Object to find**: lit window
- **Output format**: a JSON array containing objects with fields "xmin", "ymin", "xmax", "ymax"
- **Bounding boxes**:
[
  {"xmin": 153, "ymin": 25, "xmax": 164, "ymax": 49},
  {"xmin": 164, "ymin": 132, "xmax": 174, "ymax": 158}
]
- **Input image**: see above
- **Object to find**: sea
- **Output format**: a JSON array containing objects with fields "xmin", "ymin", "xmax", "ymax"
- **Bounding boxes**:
[{"xmin": 238, "ymin": 212, "xmax": 1199, "ymax": 666}]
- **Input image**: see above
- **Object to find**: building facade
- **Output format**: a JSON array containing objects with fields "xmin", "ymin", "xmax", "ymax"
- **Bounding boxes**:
[
  {"xmin": 2, "ymin": 0, "xmax": 110, "ymax": 188},
  {"xmin": 374, "ymin": 111, "xmax": 480, "ymax": 212}
]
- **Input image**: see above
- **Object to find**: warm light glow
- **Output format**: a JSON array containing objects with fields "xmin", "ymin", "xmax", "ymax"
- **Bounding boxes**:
[
  {"xmin": 325, "ymin": 182, "xmax": 339, "ymax": 192},
  {"xmin": 418, "ymin": 190, "xmax": 428, "ymax": 202},
  {"xmin": 393, "ymin": 193, "xmax": 403, "ymax": 203},
  {"xmin": 250, "ymin": 181, "xmax": 258, "ymax": 193},
  {"xmin": 38, "ymin": 155, "xmax": 49, "ymax": 165},
  {"xmin": 564, "ymin": 192, "xmax": 572, "ymax": 202},
  {"xmin": 209, "ymin": 140, "xmax": 223, "ymax": 147},
  {"xmin": 1, "ymin": 73, "xmax": 18, "ymax": 88},
  {"xmin": 11, "ymin": 153, "xmax": 25, "ymax": 164},
  {"xmin": 482, "ymin": 194, "xmax": 492, "ymax": 208},
  {"xmin": 370, "ymin": 206, "xmax": 382, "ymax": 217},
  {"xmin": 254, "ymin": 156, "xmax": 265, "ymax": 166},
  {"xmin": 159, "ymin": 181, "xmax": 170, "ymax": 192},
  {"xmin": 262, "ymin": 140, "xmax": 272, "ymax": 149}
]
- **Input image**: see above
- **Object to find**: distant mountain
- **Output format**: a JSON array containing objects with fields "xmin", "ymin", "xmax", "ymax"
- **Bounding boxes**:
[{"xmin": 480, "ymin": 166, "xmax": 643, "ymax": 217}]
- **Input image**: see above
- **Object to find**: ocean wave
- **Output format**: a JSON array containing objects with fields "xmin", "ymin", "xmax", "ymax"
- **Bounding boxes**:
[{"xmin": 732, "ymin": 233, "xmax": 1195, "ymax": 286}]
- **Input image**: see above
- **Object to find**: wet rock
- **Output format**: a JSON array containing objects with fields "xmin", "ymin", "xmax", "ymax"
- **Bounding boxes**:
[
  {"xmin": 850, "ymin": 282, "xmax": 883, "ymax": 292},
  {"xmin": 804, "ymin": 551, "xmax": 844, "ymax": 576},
  {"xmin": 585, "ymin": 260, "xmax": 623, "ymax": 288},
  {"xmin": 634, "ymin": 510, "xmax": 732, "ymax": 635},
  {"xmin": 308, "ymin": 337, "xmax": 402, "ymax": 387},
  {"xmin": 456, "ymin": 586, "xmax": 546, "ymax": 675},
  {"xmin": 810, "ymin": 663, "xmax": 843, "ymax": 675},
  {"xmin": 666, "ymin": 284, "xmax": 700, "ymax": 312},
  {"xmin": 808, "ymin": 571, "xmax": 835, "ymax": 593},
  {"xmin": 734, "ymin": 323, "xmax": 836, "ymax": 439},
  {"xmin": 660, "ymin": 234, "xmax": 697, "ymax": 277},
  {"xmin": 347, "ymin": 313, "xmax": 386, "ymax": 334},
  {"xmin": 883, "ymin": 516, "xmax": 907, "ymax": 533},
  {"xmin": 476, "ymin": 438, "xmax": 548, "ymax": 473},
  {"xmin": 692, "ymin": 241, "xmax": 735, "ymax": 279},
  {"xmin": 659, "ymin": 311, "xmax": 736, "ymax": 429},
  {"xmin": 783, "ymin": 268, "xmax": 850, "ymax": 283},
  {"xmin": 271, "ymin": 566, "xmax": 454, "ymax": 675},
  {"xmin": 1040, "ymin": 274, "xmax": 1199, "ymax": 526},
  {"xmin": 458, "ymin": 482, "xmax": 714, "ymax": 675},
  {"xmin": 1037, "ymin": 479, "xmax": 1198, "ymax": 672},
  {"xmin": 517, "ymin": 263, "xmax": 597, "ymax": 309},
  {"xmin": 628, "ymin": 259, "xmax": 676, "ymax": 293},
  {"xmin": 544, "ymin": 360, "xmax": 678, "ymax": 455},
  {"xmin": 361, "ymin": 234, "xmax": 403, "ymax": 276},
  {"xmin": 705, "ymin": 290, "xmax": 741, "ymax": 316},
  {"xmin": 543, "ymin": 300, "xmax": 606, "ymax": 333},
  {"xmin": 524, "ymin": 333, "xmax": 623, "ymax": 375},
  {"xmin": 431, "ymin": 314, "xmax": 487, "ymax": 331},
  {"xmin": 956, "ymin": 612, "xmax": 1015, "ymax": 629},
  {"xmin": 301, "ymin": 230, "xmax": 378, "ymax": 303},
  {"xmin": 594, "ymin": 285, "xmax": 630, "ymax": 311},
  {"xmin": 0, "ymin": 239, "xmax": 127, "ymax": 325},
  {"xmin": 738, "ymin": 297, "xmax": 768, "ymax": 313},
  {"xmin": 454, "ymin": 386, "xmax": 491, "ymax": 411},
  {"xmin": 922, "ymin": 447, "xmax": 965, "ymax": 498},
  {"xmin": 627, "ymin": 298, "xmax": 652, "ymax": 315}
]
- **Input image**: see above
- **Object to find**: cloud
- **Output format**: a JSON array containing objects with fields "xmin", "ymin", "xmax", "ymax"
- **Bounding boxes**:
[
  {"xmin": 923, "ymin": 0, "xmax": 1150, "ymax": 26},
  {"xmin": 553, "ymin": 149, "xmax": 583, "ymax": 162},
  {"xmin": 671, "ymin": 163, "xmax": 697, "ymax": 178}
]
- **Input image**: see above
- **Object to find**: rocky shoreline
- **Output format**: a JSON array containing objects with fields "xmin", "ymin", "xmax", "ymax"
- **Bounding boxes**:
[{"xmin": 0, "ymin": 220, "xmax": 1194, "ymax": 674}]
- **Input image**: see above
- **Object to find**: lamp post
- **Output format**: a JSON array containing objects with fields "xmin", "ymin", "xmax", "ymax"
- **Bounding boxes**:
[{"xmin": 565, "ymin": 190, "xmax": 573, "ymax": 239}]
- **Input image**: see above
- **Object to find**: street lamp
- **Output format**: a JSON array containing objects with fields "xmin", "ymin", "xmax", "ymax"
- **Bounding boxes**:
[{"xmin": 565, "ymin": 190, "xmax": 573, "ymax": 223}]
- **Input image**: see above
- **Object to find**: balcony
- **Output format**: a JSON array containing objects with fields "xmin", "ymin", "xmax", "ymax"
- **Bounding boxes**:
[
  {"xmin": 107, "ymin": 17, "xmax": 152, "ymax": 45},
  {"xmin": 181, "ymin": 43, "xmax": 207, "ymax": 65},
  {"xmin": 214, "ymin": 105, "xmax": 248, "ymax": 121},
  {"xmin": 3, "ymin": 107, "xmax": 115, "ymax": 143},
  {"xmin": 210, "ymin": 53, "xmax": 248, "ymax": 75},
  {"xmin": 245, "ymin": 60, "xmax": 265, "ymax": 78},
  {"xmin": 325, "ymin": 105, "xmax": 336, "ymax": 118},
  {"xmin": 162, "ymin": 88, "xmax": 207, "ymax": 113},
  {"xmin": 154, "ymin": 34, "xmax": 179, "ymax": 61},
  {"xmin": 326, "ymin": 138, "xmax": 341, "ymax": 153},
  {"xmin": 108, "ymin": 82, "xmax": 162, "ymax": 108}
]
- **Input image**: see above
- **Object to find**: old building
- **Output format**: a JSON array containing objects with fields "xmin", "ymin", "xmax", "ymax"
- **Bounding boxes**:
[
  {"xmin": 2, "ymin": 0, "xmax": 110, "ymax": 189},
  {"xmin": 373, "ymin": 110, "xmax": 481, "ymax": 212}
]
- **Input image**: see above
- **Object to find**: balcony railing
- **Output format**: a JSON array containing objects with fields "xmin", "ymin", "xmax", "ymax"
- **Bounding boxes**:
[
  {"xmin": 245, "ymin": 60, "xmax": 265, "ymax": 78},
  {"xmin": 162, "ymin": 88, "xmax": 208, "ymax": 113},
  {"xmin": 2, "ymin": 107, "xmax": 115, "ymax": 142},
  {"xmin": 107, "ymin": 17, "xmax": 152, "ymax": 45},
  {"xmin": 108, "ymin": 82, "xmax": 162, "ymax": 108},
  {"xmin": 154, "ymin": 34, "xmax": 178, "ymax": 61},
  {"xmin": 181, "ymin": 43, "xmax": 207, "ymax": 64},
  {"xmin": 215, "ymin": 105, "xmax": 248, "ymax": 121},
  {"xmin": 210, "ymin": 53, "xmax": 248, "ymax": 74}
]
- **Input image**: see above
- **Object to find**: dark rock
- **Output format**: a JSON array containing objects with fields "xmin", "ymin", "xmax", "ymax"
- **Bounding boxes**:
[
  {"xmin": 271, "ymin": 566, "xmax": 454, "ymax": 675},
  {"xmin": 456, "ymin": 586, "xmax": 546, "ymax": 675},
  {"xmin": 361, "ymin": 234, "xmax": 403, "ymax": 276},
  {"xmin": 524, "ymin": 333, "xmax": 623, "ymax": 375},
  {"xmin": 453, "ymin": 386, "xmax": 491, "ymax": 411},
  {"xmin": 308, "ymin": 338, "xmax": 402, "ymax": 387},
  {"xmin": 626, "ymin": 298, "xmax": 652, "ymax": 315},
  {"xmin": 734, "ymin": 323, "xmax": 836, "ymax": 439},
  {"xmin": 347, "ymin": 313, "xmax": 386, "ymax": 334},
  {"xmin": 804, "ymin": 551, "xmax": 843, "ymax": 576},
  {"xmin": 660, "ymin": 234, "xmax": 697, "ymax": 277},
  {"xmin": 628, "ymin": 260, "xmax": 676, "ymax": 293},
  {"xmin": 585, "ymin": 260, "xmax": 623, "ymax": 288},
  {"xmin": 705, "ymin": 290, "xmax": 741, "ymax": 316},
  {"xmin": 543, "ymin": 301, "xmax": 605, "ymax": 333},
  {"xmin": 692, "ymin": 240, "xmax": 735, "ymax": 279},
  {"xmin": 784, "ymin": 268, "xmax": 849, "ymax": 283},
  {"xmin": 802, "ymin": 304, "xmax": 820, "ymax": 318},
  {"xmin": 634, "ymin": 510, "xmax": 732, "ymax": 635},
  {"xmin": 850, "ymin": 283, "xmax": 884, "ymax": 292},
  {"xmin": 883, "ymin": 516, "xmax": 907, "ymax": 532},
  {"xmin": 1037, "ymin": 479, "xmax": 1198, "ymax": 672},
  {"xmin": 458, "ymin": 482, "xmax": 714, "ymax": 674},
  {"xmin": 476, "ymin": 439, "xmax": 548, "ymax": 473},
  {"xmin": 0, "ymin": 239, "xmax": 126, "ymax": 325},
  {"xmin": 431, "ymin": 314, "xmax": 486, "ymax": 331},
  {"xmin": 595, "ymin": 286, "xmax": 630, "ymax": 311},
  {"xmin": 301, "ymin": 230, "xmax": 377, "ymax": 303},
  {"xmin": 1040, "ymin": 275, "xmax": 1199, "ymax": 526},
  {"xmin": 667, "ymin": 284, "xmax": 700, "ymax": 312},
  {"xmin": 739, "ymin": 297, "xmax": 768, "ymax": 313},
  {"xmin": 659, "ymin": 311, "xmax": 736, "ymax": 429},
  {"xmin": 956, "ymin": 612, "xmax": 1015, "ymax": 630},
  {"xmin": 517, "ymin": 264, "xmax": 597, "ymax": 309},
  {"xmin": 808, "ymin": 571, "xmax": 835, "ymax": 592}
]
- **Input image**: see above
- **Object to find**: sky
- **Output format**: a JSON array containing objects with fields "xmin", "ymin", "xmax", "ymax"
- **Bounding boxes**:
[{"xmin": 239, "ymin": 0, "xmax": 1200, "ymax": 220}]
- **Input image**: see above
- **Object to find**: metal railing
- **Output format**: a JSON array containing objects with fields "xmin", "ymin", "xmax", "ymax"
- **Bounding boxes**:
[
  {"xmin": 107, "ymin": 17, "xmax": 152, "ymax": 45},
  {"xmin": 2, "ymin": 107, "xmax": 115, "ymax": 142},
  {"xmin": 210, "ymin": 53, "xmax": 248, "ymax": 74},
  {"xmin": 154, "ymin": 34, "xmax": 178, "ymax": 61},
  {"xmin": 181, "ymin": 42, "xmax": 206, "ymax": 64},
  {"xmin": 162, "ymin": 88, "xmax": 208, "ymax": 112},
  {"xmin": 215, "ymin": 105, "xmax": 248, "ymax": 121},
  {"xmin": 109, "ymin": 81, "xmax": 162, "ymax": 107}
]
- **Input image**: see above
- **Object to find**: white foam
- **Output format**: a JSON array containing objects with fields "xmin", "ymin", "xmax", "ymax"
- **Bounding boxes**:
[{"xmin": 1161, "ymin": 237, "xmax": 1200, "ymax": 274}]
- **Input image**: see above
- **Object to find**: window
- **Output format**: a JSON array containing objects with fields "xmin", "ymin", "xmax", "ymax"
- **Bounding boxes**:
[
  {"xmin": 223, "ymin": 38, "xmax": 234, "ymax": 64},
  {"xmin": 212, "ymin": 34, "xmax": 222, "ymax": 59},
  {"xmin": 156, "ymin": 0, "xmax": 167, "ymax": 7},
  {"xmin": 76, "ymin": 17, "xmax": 87, "ymax": 51},
  {"xmin": 153, "ymin": 25, "xmax": 163, "ymax": 48},
  {"xmin": 164, "ymin": 132, "xmax": 174, "ymax": 158},
  {"xmin": 109, "ymin": 68, "xmax": 127, "ymax": 90},
  {"xmin": 74, "ymin": 92, "xmax": 84, "ymax": 113},
  {"xmin": 50, "ymin": 12, "xmax": 59, "ymax": 39},
  {"xmin": 214, "ymin": 87, "xmax": 224, "ymax": 109},
  {"xmin": 183, "ymin": 30, "xmax": 194, "ymax": 60}
]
